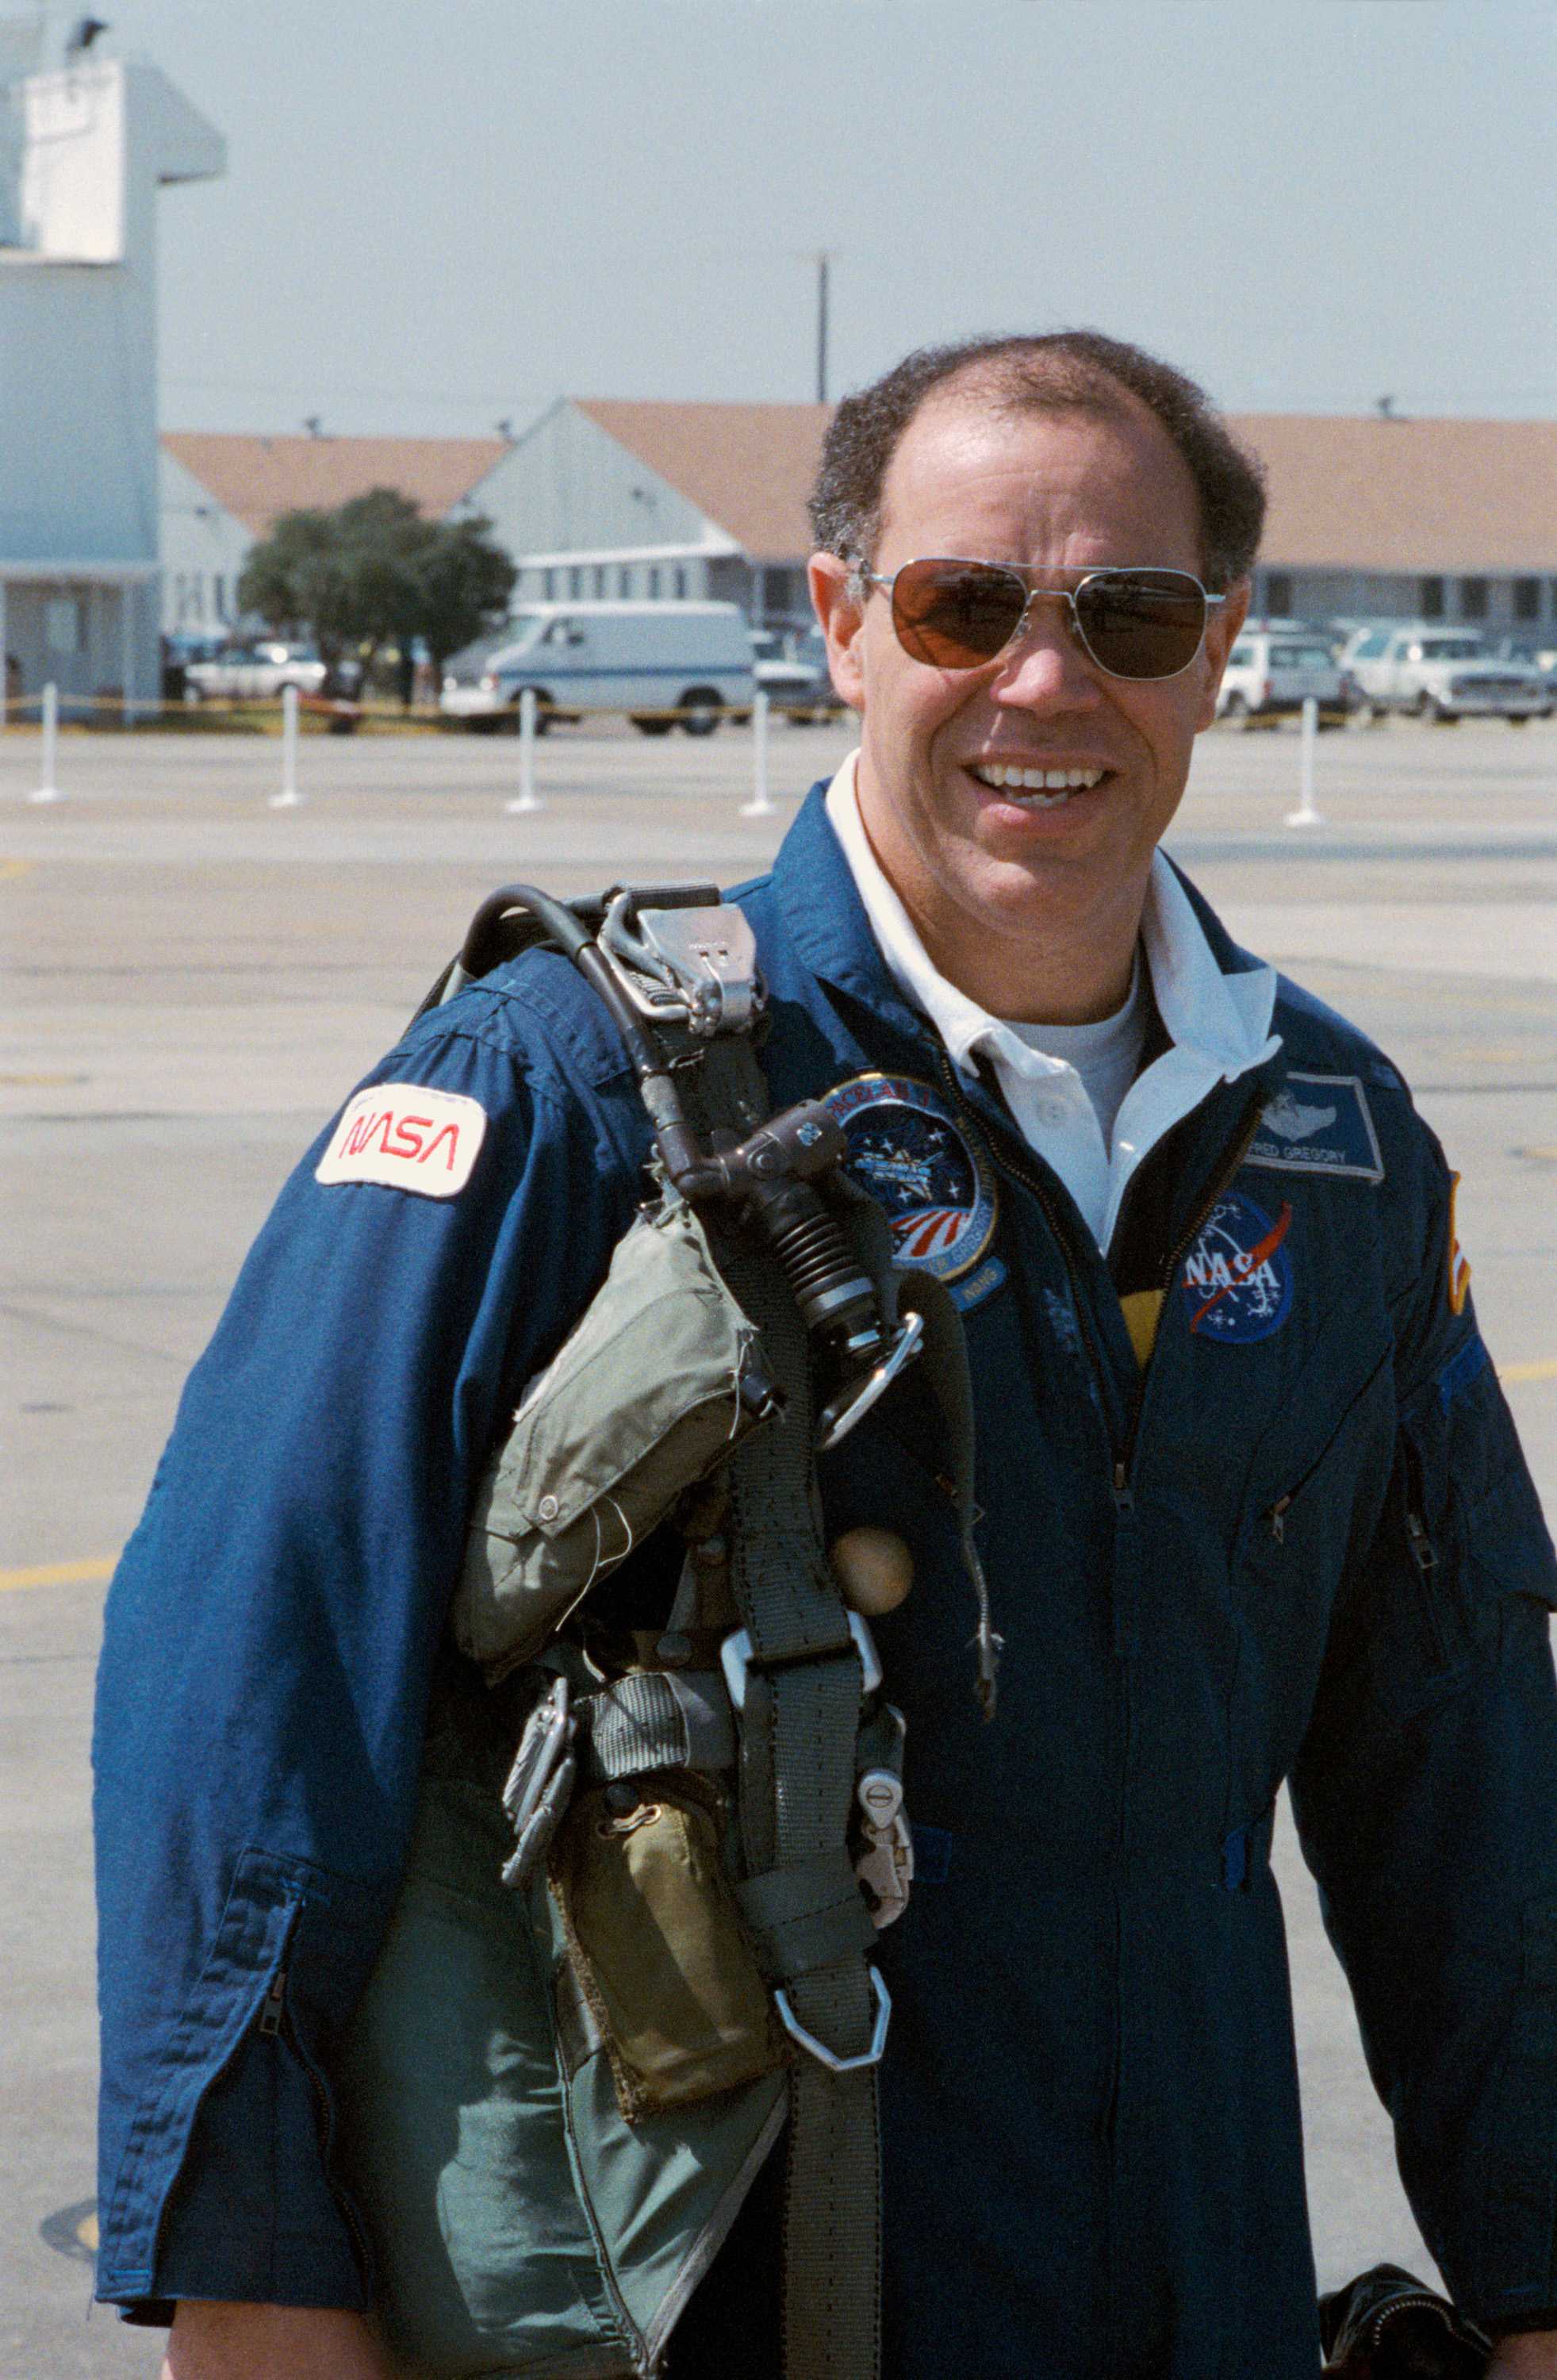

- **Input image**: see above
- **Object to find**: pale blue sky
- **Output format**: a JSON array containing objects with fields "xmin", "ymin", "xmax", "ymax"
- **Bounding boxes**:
[{"xmin": 84, "ymin": 0, "xmax": 1557, "ymax": 433}]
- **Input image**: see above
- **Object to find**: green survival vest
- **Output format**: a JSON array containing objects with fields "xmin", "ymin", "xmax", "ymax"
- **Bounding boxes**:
[{"xmin": 332, "ymin": 883, "xmax": 989, "ymax": 2380}]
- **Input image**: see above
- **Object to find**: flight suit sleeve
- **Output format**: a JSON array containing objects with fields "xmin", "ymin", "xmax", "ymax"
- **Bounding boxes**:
[
  {"xmin": 91, "ymin": 996, "xmax": 642, "ymax": 2321},
  {"xmin": 1290, "ymin": 1127, "xmax": 1557, "ymax": 2333}
]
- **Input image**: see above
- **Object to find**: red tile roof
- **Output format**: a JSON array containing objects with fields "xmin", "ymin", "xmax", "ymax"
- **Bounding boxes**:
[
  {"xmin": 573, "ymin": 401, "xmax": 1557, "ymax": 573},
  {"xmin": 1233, "ymin": 414, "xmax": 1557, "ymax": 572},
  {"xmin": 575, "ymin": 401, "xmax": 830, "ymax": 562},
  {"xmin": 161, "ymin": 432, "xmax": 508, "ymax": 536}
]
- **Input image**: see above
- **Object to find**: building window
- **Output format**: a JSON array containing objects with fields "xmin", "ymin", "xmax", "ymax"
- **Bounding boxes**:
[
  {"xmin": 1514, "ymin": 576, "xmax": 1540, "ymax": 622},
  {"xmin": 540, "ymin": 569, "xmax": 554, "ymax": 600},
  {"xmin": 648, "ymin": 566, "xmax": 661, "ymax": 598},
  {"xmin": 568, "ymin": 567, "xmax": 582, "ymax": 599},
  {"xmin": 1420, "ymin": 575, "xmax": 1445, "ymax": 620},
  {"xmin": 673, "ymin": 566, "xmax": 687, "ymax": 598},
  {"xmin": 1459, "ymin": 577, "xmax": 1488, "ymax": 620},
  {"xmin": 1264, "ymin": 571, "xmax": 1293, "ymax": 617},
  {"xmin": 214, "ymin": 574, "xmax": 226, "ymax": 620},
  {"xmin": 46, "ymin": 596, "xmax": 82, "ymax": 652},
  {"xmin": 593, "ymin": 566, "xmax": 606, "ymax": 597},
  {"xmin": 618, "ymin": 566, "xmax": 631, "ymax": 597}
]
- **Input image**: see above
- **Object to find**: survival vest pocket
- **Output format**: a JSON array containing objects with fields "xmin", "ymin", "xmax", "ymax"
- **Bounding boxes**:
[
  {"xmin": 454, "ymin": 1200, "xmax": 773, "ymax": 1681},
  {"xmin": 551, "ymin": 1782, "xmax": 783, "ymax": 2125}
]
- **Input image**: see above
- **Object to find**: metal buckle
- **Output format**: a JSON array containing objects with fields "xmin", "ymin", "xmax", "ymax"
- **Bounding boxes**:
[
  {"xmin": 499, "ymin": 1676, "xmax": 578, "ymax": 1892},
  {"xmin": 598, "ymin": 894, "xmax": 761, "ymax": 1036},
  {"xmin": 773, "ymin": 1968, "xmax": 892, "ymax": 2074},
  {"xmin": 854, "ymin": 1768, "xmax": 914, "ymax": 1930},
  {"xmin": 816, "ymin": 1309, "xmax": 924, "ymax": 1450},
  {"xmin": 720, "ymin": 1610, "xmax": 882, "ymax": 1713}
]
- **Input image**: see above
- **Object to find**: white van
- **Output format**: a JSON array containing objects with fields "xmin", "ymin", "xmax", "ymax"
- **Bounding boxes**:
[{"xmin": 439, "ymin": 601, "xmax": 754, "ymax": 735}]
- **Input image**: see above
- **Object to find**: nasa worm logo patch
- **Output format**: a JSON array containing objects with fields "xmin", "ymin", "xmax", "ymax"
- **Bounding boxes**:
[
  {"xmin": 316, "ymin": 1084, "xmax": 487, "ymax": 1197},
  {"xmin": 1179, "ymin": 1189, "xmax": 1294, "ymax": 1345},
  {"xmin": 822, "ymin": 1072, "xmax": 1004, "ymax": 1311}
]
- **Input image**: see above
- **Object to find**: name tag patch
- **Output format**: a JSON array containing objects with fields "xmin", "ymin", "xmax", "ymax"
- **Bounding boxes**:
[
  {"xmin": 316, "ymin": 1084, "xmax": 487, "ymax": 1197},
  {"xmin": 1245, "ymin": 1071, "xmax": 1384, "ymax": 1184},
  {"xmin": 1180, "ymin": 1190, "xmax": 1294, "ymax": 1344}
]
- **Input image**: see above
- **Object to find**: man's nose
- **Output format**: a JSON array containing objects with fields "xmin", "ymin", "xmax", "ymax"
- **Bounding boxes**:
[{"xmin": 988, "ymin": 597, "xmax": 1102, "ymax": 709}]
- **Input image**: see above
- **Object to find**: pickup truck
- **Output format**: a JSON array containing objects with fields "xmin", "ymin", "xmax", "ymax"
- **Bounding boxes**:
[{"xmin": 1340, "ymin": 625, "xmax": 1549, "ymax": 723}]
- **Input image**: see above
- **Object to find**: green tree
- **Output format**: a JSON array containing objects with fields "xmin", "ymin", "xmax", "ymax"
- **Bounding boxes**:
[{"xmin": 237, "ymin": 488, "xmax": 516, "ymax": 693}]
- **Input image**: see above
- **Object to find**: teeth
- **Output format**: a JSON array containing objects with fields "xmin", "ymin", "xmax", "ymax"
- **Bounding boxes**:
[{"xmin": 973, "ymin": 762, "xmax": 1106, "ymax": 798}]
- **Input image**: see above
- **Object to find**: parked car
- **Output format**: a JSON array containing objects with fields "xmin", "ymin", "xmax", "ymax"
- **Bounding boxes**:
[
  {"xmin": 1215, "ymin": 627, "xmax": 1349, "ymax": 724},
  {"xmin": 1340, "ymin": 625, "xmax": 1548, "ymax": 723},
  {"xmin": 748, "ymin": 624, "xmax": 843, "ymax": 722},
  {"xmin": 440, "ymin": 602, "xmax": 754, "ymax": 735},
  {"xmin": 1490, "ymin": 634, "xmax": 1557, "ymax": 708},
  {"xmin": 183, "ymin": 640, "xmax": 329, "ymax": 701}
]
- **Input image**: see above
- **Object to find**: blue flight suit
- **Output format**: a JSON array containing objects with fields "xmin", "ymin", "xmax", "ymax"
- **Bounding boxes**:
[{"xmin": 94, "ymin": 784, "xmax": 1557, "ymax": 2374}]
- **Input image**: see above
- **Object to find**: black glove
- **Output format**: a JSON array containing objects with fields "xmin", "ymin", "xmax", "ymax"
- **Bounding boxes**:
[{"xmin": 1320, "ymin": 2265, "xmax": 1490, "ymax": 2377}]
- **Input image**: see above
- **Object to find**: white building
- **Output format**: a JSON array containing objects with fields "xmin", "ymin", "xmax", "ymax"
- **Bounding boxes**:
[
  {"xmin": 462, "ymin": 397, "xmax": 1557, "ymax": 639},
  {"xmin": 462, "ymin": 400, "xmax": 831, "ymax": 631},
  {"xmin": 0, "ymin": 30, "xmax": 223, "ymax": 712}
]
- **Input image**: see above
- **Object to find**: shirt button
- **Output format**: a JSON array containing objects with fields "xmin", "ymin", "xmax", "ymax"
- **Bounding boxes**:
[
  {"xmin": 538, "ymin": 1493, "xmax": 560, "ymax": 1521},
  {"xmin": 1038, "ymin": 1098, "xmax": 1068, "ymax": 1125}
]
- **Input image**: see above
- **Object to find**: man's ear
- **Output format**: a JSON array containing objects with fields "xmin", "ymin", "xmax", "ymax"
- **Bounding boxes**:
[
  {"xmin": 808, "ymin": 553, "xmax": 867, "ymax": 714},
  {"xmin": 1195, "ymin": 578, "xmax": 1250, "ymax": 731}
]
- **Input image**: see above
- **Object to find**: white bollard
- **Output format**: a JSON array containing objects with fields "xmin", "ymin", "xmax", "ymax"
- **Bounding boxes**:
[
  {"xmin": 504, "ymin": 688, "xmax": 543, "ymax": 815},
  {"xmin": 741, "ymin": 689, "xmax": 776, "ymax": 818},
  {"xmin": 269, "ymin": 683, "xmax": 302, "ymax": 808},
  {"xmin": 27, "ymin": 681, "xmax": 61, "ymax": 804},
  {"xmin": 1285, "ymin": 695, "xmax": 1325, "ymax": 828}
]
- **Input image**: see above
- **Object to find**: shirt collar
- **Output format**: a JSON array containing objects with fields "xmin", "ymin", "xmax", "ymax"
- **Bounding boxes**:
[{"xmin": 820, "ymin": 748, "xmax": 1279, "ymax": 1085}]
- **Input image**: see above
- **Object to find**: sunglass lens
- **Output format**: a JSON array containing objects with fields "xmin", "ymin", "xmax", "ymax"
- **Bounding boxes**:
[
  {"xmin": 891, "ymin": 561, "xmax": 1027, "ymax": 667},
  {"xmin": 1074, "ymin": 570, "xmax": 1206, "ymax": 678}
]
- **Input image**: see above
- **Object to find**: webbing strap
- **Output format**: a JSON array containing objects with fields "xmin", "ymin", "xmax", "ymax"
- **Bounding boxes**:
[
  {"xmin": 688, "ymin": 1032, "xmax": 884, "ymax": 2380},
  {"xmin": 577, "ymin": 1669, "xmax": 734, "ymax": 1784}
]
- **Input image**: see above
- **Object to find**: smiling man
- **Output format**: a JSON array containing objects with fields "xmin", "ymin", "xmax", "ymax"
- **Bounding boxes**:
[{"xmin": 96, "ymin": 334, "xmax": 1557, "ymax": 2380}]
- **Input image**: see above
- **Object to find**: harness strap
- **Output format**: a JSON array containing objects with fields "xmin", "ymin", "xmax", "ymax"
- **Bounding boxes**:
[
  {"xmin": 691, "ymin": 1033, "xmax": 884, "ymax": 2380},
  {"xmin": 576, "ymin": 1668, "xmax": 735, "ymax": 1784}
]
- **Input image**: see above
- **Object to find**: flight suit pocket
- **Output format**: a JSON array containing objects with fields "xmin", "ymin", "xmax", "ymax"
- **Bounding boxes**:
[
  {"xmin": 1233, "ymin": 1346, "xmax": 1394, "ymax": 1783},
  {"xmin": 1367, "ymin": 1336, "xmax": 1556, "ymax": 1724}
]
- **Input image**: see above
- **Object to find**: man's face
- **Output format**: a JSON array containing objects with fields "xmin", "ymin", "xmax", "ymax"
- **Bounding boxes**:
[{"xmin": 811, "ymin": 390, "xmax": 1246, "ymax": 1006}]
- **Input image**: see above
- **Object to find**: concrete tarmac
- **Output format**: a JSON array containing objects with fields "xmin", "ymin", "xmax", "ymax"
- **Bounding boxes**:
[{"xmin": 3, "ymin": 713, "xmax": 1555, "ymax": 2371}]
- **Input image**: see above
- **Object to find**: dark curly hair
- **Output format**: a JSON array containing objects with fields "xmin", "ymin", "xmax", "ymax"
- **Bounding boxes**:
[{"xmin": 808, "ymin": 330, "xmax": 1266, "ymax": 592}]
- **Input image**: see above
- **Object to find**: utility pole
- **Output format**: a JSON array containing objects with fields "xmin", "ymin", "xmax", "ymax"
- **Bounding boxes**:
[{"xmin": 815, "ymin": 250, "xmax": 831, "ymax": 405}]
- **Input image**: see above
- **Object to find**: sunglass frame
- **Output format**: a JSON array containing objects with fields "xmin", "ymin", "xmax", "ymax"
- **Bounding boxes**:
[{"xmin": 856, "ymin": 556, "xmax": 1225, "ymax": 681}]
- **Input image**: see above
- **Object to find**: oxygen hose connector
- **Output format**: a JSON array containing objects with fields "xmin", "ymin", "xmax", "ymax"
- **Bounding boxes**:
[{"xmin": 442, "ymin": 882, "xmax": 922, "ymax": 1449}]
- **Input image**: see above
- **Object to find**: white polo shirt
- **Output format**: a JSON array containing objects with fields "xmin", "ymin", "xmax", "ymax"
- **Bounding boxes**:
[{"xmin": 824, "ymin": 753, "xmax": 1281, "ymax": 1251}]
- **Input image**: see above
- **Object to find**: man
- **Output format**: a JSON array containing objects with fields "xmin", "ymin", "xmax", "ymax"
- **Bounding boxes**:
[{"xmin": 96, "ymin": 333, "xmax": 1557, "ymax": 2378}]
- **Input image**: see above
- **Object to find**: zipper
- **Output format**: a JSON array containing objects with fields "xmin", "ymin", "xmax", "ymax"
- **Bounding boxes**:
[
  {"xmin": 269, "ymin": 1964, "xmax": 377, "ymax": 2288},
  {"xmin": 257, "ymin": 1969, "xmax": 286, "ymax": 2037},
  {"xmin": 930, "ymin": 1046, "xmax": 1267, "ymax": 1493},
  {"xmin": 1398, "ymin": 1435, "xmax": 1450, "ymax": 1669},
  {"xmin": 1117, "ymin": 1098, "xmax": 1267, "ymax": 1478},
  {"xmin": 142, "ymin": 1896, "xmax": 305, "ymax": 2288},
  {"xmin": 930, "ymin": 1043, "xmax": 1114, "ymax": 1418}
]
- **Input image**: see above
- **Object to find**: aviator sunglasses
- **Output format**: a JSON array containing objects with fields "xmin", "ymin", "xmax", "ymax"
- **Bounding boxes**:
[{"xmin": 856, "ymin": 557, "xmax": 1225, "ymax": 681}]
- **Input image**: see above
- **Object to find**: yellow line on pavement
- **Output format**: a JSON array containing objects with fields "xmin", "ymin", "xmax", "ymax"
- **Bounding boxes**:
[
  {"xmin": 1502, "ymin": 1357, "xmax": 1557, "ymax": 1386},
  {"xmin": 0, "ymin": 1556, "xmax": 115, "ymax": 1592}
]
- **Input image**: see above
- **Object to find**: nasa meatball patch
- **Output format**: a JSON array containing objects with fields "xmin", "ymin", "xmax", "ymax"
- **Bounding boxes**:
[
  {"xmin": 1179, "ymin": 1190, "xmax": 1294, "ymax": 1344},
  {"xmin": 822, "ymin": 1072, "xmax": 1005, "ymax": 1311},
  {"xmin": 316, "ymin": 1084, "xmax": 487, "ymax": 1197},
  {"xmin": 1244, "ymin": 1071, "xmax": 1384, "ymax": 1184}
]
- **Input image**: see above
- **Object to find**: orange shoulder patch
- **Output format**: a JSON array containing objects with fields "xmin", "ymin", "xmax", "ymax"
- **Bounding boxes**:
[{"xmin": 1448, "ymin": 1172, "xmax": 1472, "ymax": 1315}]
